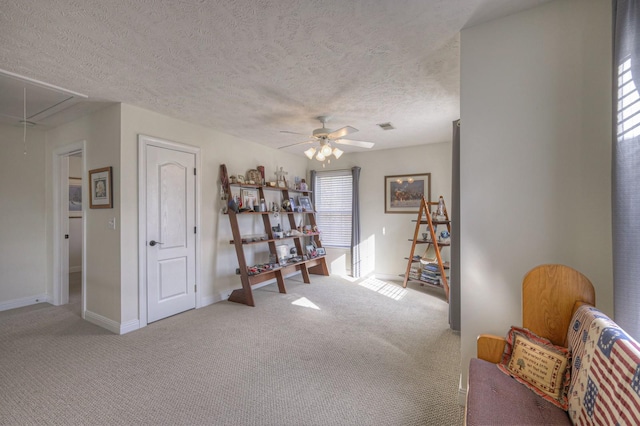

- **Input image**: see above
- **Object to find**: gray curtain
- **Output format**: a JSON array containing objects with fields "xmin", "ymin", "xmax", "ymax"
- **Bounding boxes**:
[
  {"xmin": 450, "ymin": 120, "xmax": 461, "ymax": 332},
  {"xmin": 351, "ymin": 167, "xmax": 361, "ymax": 278},
  {"xmin": 613, "ymin": 0, "xmax": 640, "ymax": 339},
  {"xmin": 309, "ymin": 170, "xmax": 316, "ymax": 199}
]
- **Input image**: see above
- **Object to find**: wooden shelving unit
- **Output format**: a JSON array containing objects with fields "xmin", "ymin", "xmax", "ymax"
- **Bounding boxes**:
[
  {"xmin": 220, "ymin": 164, "xmax": 329, "ymax": 306},
  {"xmin": 402, "ymin": 196, "xmax": 451, "ymax": 301}
]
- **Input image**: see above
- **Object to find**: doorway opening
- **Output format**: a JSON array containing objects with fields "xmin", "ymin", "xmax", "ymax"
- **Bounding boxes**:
[{"xmin": 52, "ymin": 141, "xmax": 86, "ymax": 318}]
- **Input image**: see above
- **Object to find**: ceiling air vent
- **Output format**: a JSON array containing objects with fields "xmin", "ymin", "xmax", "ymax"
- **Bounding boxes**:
[{"xmin": 377, "ymin": 122, "xmax": 395, "ymax": 130}]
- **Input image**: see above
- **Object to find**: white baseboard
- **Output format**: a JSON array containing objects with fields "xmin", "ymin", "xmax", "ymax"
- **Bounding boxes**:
[
  {"xmin": 0, "ymin": 293, "xmax": 49, "ymax": 312},
  {"xmin": 208, "ymin": 270, "xmax": 304, "ymax": 306},
  {"xmin": 84, "ymin": 311, "xmax": 139, "ymax": 335},
  {"xmin": 458, "ymin": 385, "xmax": 467, "ymax": 406},
  {"xmin": 120, "ymin": 319, "xmax": 140, "ymax": 335},
  {"xmin": 69, "ymin": 266, "xmax": 82, "ymax": 273},
  {"xmin": 374, "ymin": 273, "xmax": 401, "ymax": 281}
]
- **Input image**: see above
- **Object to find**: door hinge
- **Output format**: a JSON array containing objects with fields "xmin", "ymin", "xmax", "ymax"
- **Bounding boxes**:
[
  {"xmin": 64, "ymin": 234, "xmax": 69, "ymax": 239},
  {"xmin": 194, "ymin": 226, "xmax": 197, "ymax": 234},
  {"xmin": 194, "ymin": 285, "xmax": 197, "ymax": 292},
  {"xmin": 194, "ymin": 168, "xmax": 197, "ymax": 175}
]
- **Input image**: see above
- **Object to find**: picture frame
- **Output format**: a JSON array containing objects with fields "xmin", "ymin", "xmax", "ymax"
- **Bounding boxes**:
[
  {"xmin": 89, "ymin": 167, "xmax": 113, "ymax": 209},
  {"xmin": 277, "ymin": 181, "xmax": 287, "ymax": 188},
  {"xmin": 298, "ymin": 196, "xmax": 313, "ymax": 212},
  {"xmin": 241, "ymin": 188, "xmax": 258, "ymax": 210},
  {"xmin": 384, "ymin": 173, "xmax": 431, "ymax": 214},
  {"xmin": 69, "ymin": 177, "xmax": 82, "ymax": 218},
  {"xmin": 289, "ymin": 197, "xmax": 296, "ymax": 210},
  {"xmin": 316, "ymin": 247, "xmax": 326, "ymax": 256}
]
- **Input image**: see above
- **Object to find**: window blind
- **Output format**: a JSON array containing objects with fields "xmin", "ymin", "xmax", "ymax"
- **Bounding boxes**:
[{"xmin": 314, "ymin": 170, "xmax": 352, "ymax": 248}]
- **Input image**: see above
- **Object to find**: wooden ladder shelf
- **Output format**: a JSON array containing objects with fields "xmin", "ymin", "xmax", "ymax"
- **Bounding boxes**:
[{"xmin": 402, "ymin": 196, "xmax": 451, "ymax": 301}]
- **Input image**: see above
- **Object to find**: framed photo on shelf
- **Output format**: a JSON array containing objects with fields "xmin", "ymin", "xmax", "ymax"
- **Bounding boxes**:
[
  {"xmin": 69, "ymin": 177, "xmax": 82, "ymax": 218},
  {"xmin": 241, "ymin": 188, "xmax": 258, "ymax": 210},
  {"xmin": 288, "ymin": 197, "xmax": 296, "ymax": 210},
  {"xmin": 384, "ymin": 173, "xmax": 431, "ymax": 214},
  {"xmin": 89, "ymin": 167, "xmax": 113, "ymax": 209},
  {"xmin": 316, "ymin": 247, "xmax": 326, "ymax": 256},
  {"xmin": 298, "ymin": 196, "xmax": 313, "ymax": 212}
]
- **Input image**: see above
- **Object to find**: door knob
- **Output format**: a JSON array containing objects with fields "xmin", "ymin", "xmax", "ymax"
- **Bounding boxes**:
[{"xmin": 149, "ymin": 240, "xmax": 164, "ymax": 247}]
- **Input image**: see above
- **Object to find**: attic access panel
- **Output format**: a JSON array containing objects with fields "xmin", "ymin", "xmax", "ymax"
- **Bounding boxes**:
[{"xmin": 0, "ymin": 69, "xmax": 87, "ymax": 126}]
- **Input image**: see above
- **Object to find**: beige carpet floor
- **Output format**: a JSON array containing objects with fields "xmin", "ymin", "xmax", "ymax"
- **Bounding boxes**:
[{"xmin": 0, "ymin": 273, "xmax": 463, "ymax": 425}]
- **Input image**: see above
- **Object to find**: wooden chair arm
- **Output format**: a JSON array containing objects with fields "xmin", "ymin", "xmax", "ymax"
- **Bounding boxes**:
[{"xmin": 477, "ymin": 334, "xmax": 506, "ymax": 364}]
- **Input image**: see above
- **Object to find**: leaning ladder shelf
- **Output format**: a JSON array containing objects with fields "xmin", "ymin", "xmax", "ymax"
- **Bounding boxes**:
[
  {"xmin": 402, "ymin": 196, "xmax": 451, "ymax": 301},
  {"xmin": 220, "ymin": 164, "xmax": 329, "ymax": 307}
]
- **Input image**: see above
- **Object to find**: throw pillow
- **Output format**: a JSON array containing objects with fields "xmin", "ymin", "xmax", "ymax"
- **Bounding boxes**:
[{"xmin": 497, "ymin": 326, "xmax": 571, "ymax": 410}]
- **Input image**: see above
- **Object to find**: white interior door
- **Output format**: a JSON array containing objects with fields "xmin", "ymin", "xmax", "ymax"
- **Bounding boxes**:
[{"xmin": 146, "ymin": 145, "xmax": 196, "ymax": 323}]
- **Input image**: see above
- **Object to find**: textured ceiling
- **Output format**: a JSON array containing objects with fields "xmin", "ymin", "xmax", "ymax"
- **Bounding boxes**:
[{"xmin": 0, "ymin": 0, "xmax": 551, "ymax": 154}]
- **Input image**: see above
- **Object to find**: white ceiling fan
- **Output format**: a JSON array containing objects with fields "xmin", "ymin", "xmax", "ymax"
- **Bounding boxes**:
[{"xmin": 278, "ymin": 116, "xmax": 375, "ymax": 161}]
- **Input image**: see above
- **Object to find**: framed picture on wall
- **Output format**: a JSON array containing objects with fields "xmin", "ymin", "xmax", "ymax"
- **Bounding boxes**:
[
  {"xmin": 69, "ymin": 177, "xmax": 82, "ymax": 218},
  {"xmin": 384, "ymin": 173, "xmax": 431, "ymax": 214},
  {"xmin": 89, "ymin": 167, "xmax": 113, "ymax": 209}
]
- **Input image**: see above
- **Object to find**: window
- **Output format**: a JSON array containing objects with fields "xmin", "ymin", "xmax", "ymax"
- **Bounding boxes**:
[{"xmin": 314, "ymin": 170, "xmax": 352, "ymax": 248}]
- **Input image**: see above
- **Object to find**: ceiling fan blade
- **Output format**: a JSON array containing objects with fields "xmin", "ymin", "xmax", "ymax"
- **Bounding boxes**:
[
  {"xmin": 279, "ymin": 130, "xmax": 309, "ymax": 136},
  {"xmin": 327, "ymin": 126, "xmax": 358, "ymax": 140},
  {"xmin": 278, "ymin": 140, "xmax": 314, "ymax": 149},
  {"xmin": 335, "ymin": 139, "xmax": 375, "ymax": 149}
]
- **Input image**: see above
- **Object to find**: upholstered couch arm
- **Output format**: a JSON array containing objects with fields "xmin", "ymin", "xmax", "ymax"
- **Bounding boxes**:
[{"xmin": 477, "ymin": 334, "xmax": 506, "ymax": 364}]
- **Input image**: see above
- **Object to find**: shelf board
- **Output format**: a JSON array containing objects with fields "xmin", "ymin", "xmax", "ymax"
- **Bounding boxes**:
[
  {"xmin": 409, "ymin": 239, "xmax": 451, "ymax": 247},
  {"xmin": 240, "ymin": 256, "xmax": 327, "ymax": 279},
  {"xmin": 229, "ymin": 183, "xmax": 312, "ymax": 193},
  {"xmin": 400, "ymin": 274, "xmax": 445, "ymax": 290},
  {"xmin": 413, "ymin": 219, "xmax": 451, "ymax": 225},
  {"xmin": 230, "ymin": 232, "xmax": 320, "ymax": 245}
]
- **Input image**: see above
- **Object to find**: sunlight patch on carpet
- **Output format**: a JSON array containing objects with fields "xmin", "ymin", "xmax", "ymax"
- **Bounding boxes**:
[
  {"xmin": 358, "ymin": 277, "xmax": 407, "ymax": 301},
  {"xmin": 292, "ymin": 297, "xmax": 320, "ymax": 310}
]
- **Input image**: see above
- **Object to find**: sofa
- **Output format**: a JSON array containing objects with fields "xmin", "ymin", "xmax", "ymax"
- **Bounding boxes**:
[{"xmin": 466, "ymin": 265, "xmax": 640, "ymax": 425}]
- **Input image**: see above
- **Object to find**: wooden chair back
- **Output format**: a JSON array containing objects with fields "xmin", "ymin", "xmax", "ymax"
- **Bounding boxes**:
[{"xmin": 522, "ymin": 264, "xmax": 595, "ymax": 347}]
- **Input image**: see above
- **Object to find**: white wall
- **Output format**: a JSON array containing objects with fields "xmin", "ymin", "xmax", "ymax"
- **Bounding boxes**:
[
  {"xmin": 460, "ymin": 0, "xmax": 612, "ymax": 390},
  {"xmin": 0, "ymin": 124, "xmax": 48, "ymax": 309},
  {"xmin": 119, "ymin": 104, "xmax": 309, "ymax": 325},
  {"xmin": 46, "ymin": 104, "xmax": 122, "ymax": 322},
  {"xmin": 310, "ymin": 142, "xmax": 452, "ymax": 279}
]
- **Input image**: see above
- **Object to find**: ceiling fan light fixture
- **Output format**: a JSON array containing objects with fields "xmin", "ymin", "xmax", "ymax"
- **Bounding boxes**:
[
  {"xmin": 320, "ymin": 143, "xmax": 333, "ymax": 157},
  {"xmin": 316, "ymin": 152, "xmax": 326, "ymax": 161},
  {"xmin": 304, "ymin": 147, "xmax": 316, "ymax": 159},
  {"xmin": 332, "ymin": 147, "xmax": 343, "ymax": 159}
]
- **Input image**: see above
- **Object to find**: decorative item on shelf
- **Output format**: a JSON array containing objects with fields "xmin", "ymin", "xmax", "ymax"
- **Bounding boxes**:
[
  {"xmin": 282, "ymin": 198, "xmax": 291, "ymax": 212},
  {"xmin": 422, "ymin": 232, "xmax": 429, "ymax": 241},
  {"xmin": 267, "ymin": 181, "xmax": 277, "ymax": 187},
  {"xmin": 237, "ymin": 175, "xmax": 245, "ymax": 184},
  {"xmin": 305, "ymin": 244, "xmax": 317, "ymax": 258},
  {"xmin": 247, "ymin": 169, "xmax": 261, "ymax": 185},
  {"xmin": 257, "ymin": 165, "xmax": 265, "ymax": 185},
  {"xmin": 300, "ymin": 179, "xmax": 308, "ymax": 191},
  {"xmin": 259, "ymin": 198, "xmax": 267, "ymax": 212},
  {"xmin": 298, "ymin": 196, "xmax": 313, "ymax": 212},
  {"xmin": 275, "ymin": 166, "xmax": 288, "ymax": 187},
  {"xmin": 316, "ymin": 247, "xmax": 326, "ymax": 256},
  {"xmin": 439, "ymin": 230, "xmax": 451, "ymax": 244},
  {"xmin": 229, "ymin": 175, "xmax": 237, "ymax": 184},
  {"xmin": 289, "ymin": 197, "xmax": 296, "ymax": 211}
]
